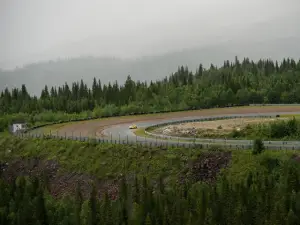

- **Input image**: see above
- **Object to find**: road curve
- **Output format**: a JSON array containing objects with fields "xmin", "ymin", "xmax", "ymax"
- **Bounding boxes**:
[
  {"xmin": 25, "ymin": 106, "xmax": 300, "ymax": 150},
  {"xmin": 102, "ymin": 111, "xmax": 300, "ymax": 150}
]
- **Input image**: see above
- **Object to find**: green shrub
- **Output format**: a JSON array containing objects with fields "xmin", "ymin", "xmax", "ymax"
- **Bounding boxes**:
[{"xmin": 252, "ymin": 139, "xmax": 265, "ymax": 155}]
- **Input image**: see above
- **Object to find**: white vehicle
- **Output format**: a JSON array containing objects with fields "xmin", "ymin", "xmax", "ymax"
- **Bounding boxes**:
[{"xmin": 10, "ymin": 123, "xmax": 28, "ymax": 133}]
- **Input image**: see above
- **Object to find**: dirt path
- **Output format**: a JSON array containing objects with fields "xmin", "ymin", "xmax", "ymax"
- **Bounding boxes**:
[{"xmin": 51, "ymin": 106, "xmax": 300, "ymax": 138}]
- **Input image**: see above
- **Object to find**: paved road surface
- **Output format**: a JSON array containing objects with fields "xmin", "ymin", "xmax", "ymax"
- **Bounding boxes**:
[
  {"xmin": 101, "ymin": 111, "xmax": 300, "ymax": 150},
  {"xmin": 25, "ymin": 111, "xmax": 300, "ymax": 150}
]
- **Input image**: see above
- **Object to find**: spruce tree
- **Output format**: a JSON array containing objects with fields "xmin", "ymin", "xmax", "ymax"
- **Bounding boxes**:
[
  {"xmin": 35, "ymin": 187, "xmax": 48, "ymax": 225},
  {"xmin": 74, "ymin": 182, "xmax": 82, "ymax": 225},
  {"xmin": 88, "ymin": 184, "xmax": 97, "ymax": 225},
  {"xmin": 252, "ymin": 139, "xmax": 265, "ymax": 155}
]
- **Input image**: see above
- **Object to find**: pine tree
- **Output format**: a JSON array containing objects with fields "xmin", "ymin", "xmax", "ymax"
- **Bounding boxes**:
[
  {"xmin": 74, "ymin": 182, "xmax": 83, "ymax": 225},
  {"xmin": 133, "ymin": 175, "xmax": 140, "ymax": 204},
  {"xmin": 158, "ymin": 175, "xmax": 165, "ymax": 195},
  {"xmin": 88, "ymin": 184, "xmax": 97, "ymax": 225},
  {"xmin": 252, "ymin": 139, "xmax": 265, "ymax": 155},
  {"xmin": 286, "ymin": 209, "xmax": 298, "ymax": 225},
  {"xmin": 145, "ymin": 213, "xmax": 152, "ymax": 225},
  {"xmin": 35, "ymin": 187, "xmax": 49, "ymax": 225}
]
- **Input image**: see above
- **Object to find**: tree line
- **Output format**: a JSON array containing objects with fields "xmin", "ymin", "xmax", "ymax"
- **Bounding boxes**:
[
  {"xmin": 0, "ymin": 57, "xmax": 300, "ymax": 131},
  {"xmin": 1, "ymin": 156, "xmax": 300, "ymax": 225}
]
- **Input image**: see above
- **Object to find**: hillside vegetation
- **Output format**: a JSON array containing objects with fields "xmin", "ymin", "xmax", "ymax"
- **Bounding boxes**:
[
  {"xmin": 1, "ymin": 57, "xmax": 300, "ymax": 131},
  {"xmin": 230, "ymin": 117, "xmax": 300, "ymax": 140},
  {"xmin": 0, "ymin": 136, "xmax": 207, "ymax": 184},
  {"xmin": 174, "ymin": 117, "xmax": 300, "ymax": 140},
  {"xmin": 1, "ymin": 137, "xmax": 300, "ymax": 224}
]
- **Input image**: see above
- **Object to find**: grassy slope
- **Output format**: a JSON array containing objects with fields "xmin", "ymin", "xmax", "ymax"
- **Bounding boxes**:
[
  {"xmin": 280, "ymin": 114, "xmax": 300, "ymax": 118},
  {"xmin": 0, "ymin": 136, "xmax": 297, "ymax": 185},
  {"xmin": 0, "ymin": 136, "xmax": 199, "ymax": 183}
]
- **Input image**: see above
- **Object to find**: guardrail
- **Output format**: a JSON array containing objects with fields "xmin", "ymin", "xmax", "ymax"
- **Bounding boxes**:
[
  {"xmin": 14, "ymin": 131, "xmax": 300, "ymax": 151},
  {"xmin": 15, "ymin": 106, "xmax": 300, "ymax": 151},
  {"xmin": 24, "ymin": 104, "xmax": 300, "ymax": 134},
  {"xmin": 144, "ymin": 114, "xmax": 274, "ymax": 141},
  {"xmin": 249, "ymin": 104, "xmax": 300, "ymax": 106},
  {"xmin": 145, "ymin": 114, "xmax": 275, "ymax": 129},
  {"xmin": 143, "ymin": 114, "xmax": 300, "ymax": 149}
]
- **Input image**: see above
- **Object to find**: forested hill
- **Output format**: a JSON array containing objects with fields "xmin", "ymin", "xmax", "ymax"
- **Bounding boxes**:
[{"xmin": 1, "ymin": 57, "xmax": 300, "ymax": 118}]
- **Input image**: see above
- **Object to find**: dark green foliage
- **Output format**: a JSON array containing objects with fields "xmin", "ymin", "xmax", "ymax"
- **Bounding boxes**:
[
  {"xmin": 88, "ymin": 184, "xmax": 98, "ymax": 225},
  {"xmin": 259, "ymin": 157, "xmax": 280, "ymax": 173},
  {"xmin": 1, "ymin": 158, "xmax": 300, "ymax": 225},
  {"xmin": 234, "ymin": 117, "xmax": 300, "ymax": 140},
  {"xmin": 1, "ymin": 57, "xmax": 300, "ymax": 131},
  {"xmin": 252, "ymin": 139, "xmax": 265, "ymax": 155}
]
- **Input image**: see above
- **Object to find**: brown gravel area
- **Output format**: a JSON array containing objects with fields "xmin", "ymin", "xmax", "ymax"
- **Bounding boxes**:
[{"xmin": 53, "ymin": 106, "xmax": 300, "ymax": 138}]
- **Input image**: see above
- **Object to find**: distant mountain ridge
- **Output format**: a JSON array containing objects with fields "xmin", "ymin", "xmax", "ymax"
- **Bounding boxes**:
[{"xmin": 1, "ymin": 37, "xmax": 299, "ymax": 96}]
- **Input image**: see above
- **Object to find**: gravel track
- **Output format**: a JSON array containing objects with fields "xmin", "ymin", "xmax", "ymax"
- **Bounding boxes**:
[{"xmin": 30, "ymin": 106, "xmax": 300, "ymax": 150}]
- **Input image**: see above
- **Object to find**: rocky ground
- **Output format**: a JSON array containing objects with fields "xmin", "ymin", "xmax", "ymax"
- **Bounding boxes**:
[
  {"xmin": 0, "ymin": 151, "xmax": 234, "ymax": 199},
  {"xmin": 0, "ymin": 158, "xmax": 119, "ymax": 200},
  {"xmin": 1, "ymin": 152, "xmax": 298, "ymax": 200},
  {"xmin": 291, "ymin": 154, "xmax": 300, "ymax": 163},
  {"xmin": 179, "ymin": 151, "xmax": 232, "ymax": 184}
]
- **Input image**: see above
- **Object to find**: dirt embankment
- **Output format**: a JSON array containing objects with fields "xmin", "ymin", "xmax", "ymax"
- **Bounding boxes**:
[
  {"xmin": 180, "ymin": 151, "xmax": 232, "ymax": 184},
  {"xmin": 0, "ymin": 158, "xmax": 119, "ymax": 200},
  {"xmin": 0, "ymin": 152, "xmax": 234, "ymax": 199}
]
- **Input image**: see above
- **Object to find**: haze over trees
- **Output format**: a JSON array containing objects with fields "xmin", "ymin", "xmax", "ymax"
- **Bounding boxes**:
[
  {"xmin": 2, "ymin": 1, "xmax": 300, "ymax": 224},
  {"xmin": 1, "ymin": 37, "xmax": 300, "ymax": 96},
  {"xmin": 0, "ymin": 57, "xmax": 300, "ymax": 131}
]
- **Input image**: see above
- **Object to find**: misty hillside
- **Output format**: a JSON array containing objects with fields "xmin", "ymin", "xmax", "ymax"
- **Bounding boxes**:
[{"xmin": 1, "ymin": 37, "xmax": 299, "ymax": 96}]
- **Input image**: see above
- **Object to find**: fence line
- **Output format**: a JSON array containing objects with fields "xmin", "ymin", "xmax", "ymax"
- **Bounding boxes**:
[
  {"xmin": 249, "ymin": 104, "xmax": 300, "ymax": 106},
  {"xmin": 145, "ymin": 114, "xmax": 275, "ymax": 142},
  {"xmin": 15, "ymin": 129, "xmax": 300, "ymax": 151},
  {"xmin": 23, "ymin": 104, "xmax": 300, "ymax": 134},
  {"xmin": 142, "ymin": 114, "xmax": 300, "ymax": 149},
  {"xmin": 15, "ymin": 108, "xmax": 300, "ymax": 151}
]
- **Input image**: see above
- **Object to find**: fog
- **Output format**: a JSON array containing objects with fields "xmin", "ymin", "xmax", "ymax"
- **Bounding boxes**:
[
  {"xmin": 1, "ymin": 0, "xmax": 300, "ymax": 95},
  {"xmin": 1, "ymin": 0, "xmax": 300, "ymax": 69}
]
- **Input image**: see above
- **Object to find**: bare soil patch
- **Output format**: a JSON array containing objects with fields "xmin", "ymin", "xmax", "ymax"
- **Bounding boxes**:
[
  {"xmin": 155, "ymin": 117, "xmax": 288, "ymax": 137},
  {"xmin": 0, "ymin": 158, "xmax": 119, "ymax": 200},
  {"xmin": 291, "ymin": 154, "xmax": 300, "ymax": 163},
  {"xmin": 40, "ymin": 106, "xmax": 300, "ymax": 138},
  {"xmin": 180, "ymin": 151, "xmax": 232, "ymax": 184},
  {"xmin": 0, "ymin": 152, "xmax": 232, "ymax": 199}
]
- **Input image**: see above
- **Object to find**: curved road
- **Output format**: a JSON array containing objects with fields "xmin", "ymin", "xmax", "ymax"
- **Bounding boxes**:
[
  {"xmin": 102, "ymin": 111, "xmax": 300, "ymax": 150},
  {"xmin": 26, "ymin": 106, "xmax": 300, "ymax": 150}
]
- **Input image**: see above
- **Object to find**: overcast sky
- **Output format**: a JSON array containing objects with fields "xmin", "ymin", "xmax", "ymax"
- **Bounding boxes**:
[{"xmin": 1, "ymin": 0, "xmax": 300, "ymax": 69}]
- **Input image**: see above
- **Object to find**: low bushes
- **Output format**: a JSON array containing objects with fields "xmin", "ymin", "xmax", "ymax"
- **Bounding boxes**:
[{"xmin": 230, "ymin": 117, "xmax": 300, "ymax": 140}]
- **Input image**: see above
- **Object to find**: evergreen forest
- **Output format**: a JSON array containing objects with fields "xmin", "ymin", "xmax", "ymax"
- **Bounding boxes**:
[
  {"xmin": 1, "ymin": 57, "xmax": 300, "ymax": 131},
  {"xmin": 1, "ymin": 137, "xmax": 300, "ymax": 225},
  {"xmin": 1, "ymin": 57, "xmax": 300, "ymax": 225}
]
